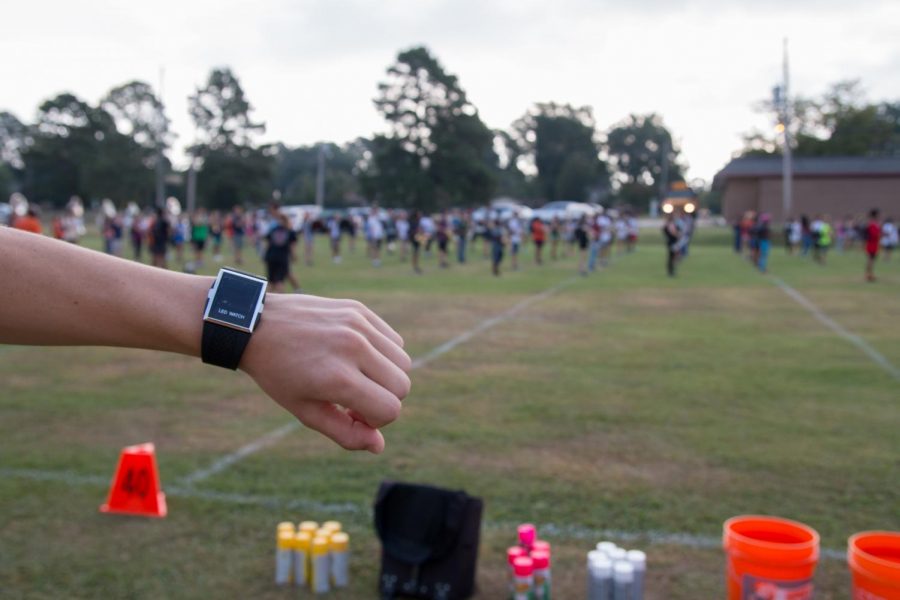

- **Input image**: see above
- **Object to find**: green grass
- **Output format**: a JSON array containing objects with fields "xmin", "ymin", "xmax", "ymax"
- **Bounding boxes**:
[{"xmin": 1, "ymin": 228, "xmax": 898, "ymax": 599}]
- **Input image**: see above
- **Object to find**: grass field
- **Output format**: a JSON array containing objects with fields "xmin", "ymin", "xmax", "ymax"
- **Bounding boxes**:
[{"xmin": 1, "ymin": 227, "xmax": 899, "ymax": 599}]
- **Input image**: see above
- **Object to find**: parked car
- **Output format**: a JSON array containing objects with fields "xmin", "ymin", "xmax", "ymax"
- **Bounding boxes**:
[
  {"xmin": 281, "ymin": 204, "xmax": 322, "ymax": 231},
  {"xmin": 533, "ymin": 201, "xmax": 596, "ymax": 223},
  {"xmin": 472, "ymin": 200, "xmax": 533, "ymax": 225}
]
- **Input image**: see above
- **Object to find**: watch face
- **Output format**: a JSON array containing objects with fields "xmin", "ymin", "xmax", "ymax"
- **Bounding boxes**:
[{"xmin": 205, "ymin": 270, "xmax": 266, "ymax": 331}]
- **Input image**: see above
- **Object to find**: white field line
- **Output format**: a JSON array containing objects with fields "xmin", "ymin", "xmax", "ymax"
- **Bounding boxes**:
[
  {"xmin": 770, "ymin": 276, "xmax": 900, "ymax": 382},
  {"xmin": 0, "ymin": 466, "xmax": 845, "ymax": 560},
  {"xmin": 179, "ymin": 276, "xmax": 579, "ymax": 486}
]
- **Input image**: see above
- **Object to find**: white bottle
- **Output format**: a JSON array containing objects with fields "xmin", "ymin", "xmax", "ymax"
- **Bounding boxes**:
[
  {"xmin": 627, "ymin": 550, "xmax": 646, "ymax": 600},
  {"xmin": 293, "ymin": 531, "xmax": 311, "ymax": 587},
  {"xmin": 596, "ymin": 541, "xmax": 618, "ymax": 556},
  {"xmin": 613, "ymin": 561, "xmax": 634, "ymax": 600},
  {"xmin": 588, "ymin": 552, "xmax": 613, "ymax": 600},
  {"xmin": 330, "ymin": 532, "xmax": 350, "ymax": 588},
  {"xmin": 275, "ymin": 530, "xmax": 294, "ymax": 585},
  {"xmin": 310, "ymin": 536, "xmax": 330, "ymax": 593}
]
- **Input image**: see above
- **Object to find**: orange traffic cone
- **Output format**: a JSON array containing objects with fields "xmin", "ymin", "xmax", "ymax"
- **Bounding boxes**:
[{"xmin": 100, "ymin": 442, "xmax": 167, "ymax": 518}]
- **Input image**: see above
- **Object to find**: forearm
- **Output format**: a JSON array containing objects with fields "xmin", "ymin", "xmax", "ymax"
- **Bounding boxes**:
[{"xmin": 0, "ymin": 226, "xmax": 209, "ymax": 356}]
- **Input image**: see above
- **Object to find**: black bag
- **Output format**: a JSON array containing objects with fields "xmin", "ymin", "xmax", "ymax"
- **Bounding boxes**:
[{"xmin": 374, "ymin": 481, "xmax": 483, "ymax": 600}]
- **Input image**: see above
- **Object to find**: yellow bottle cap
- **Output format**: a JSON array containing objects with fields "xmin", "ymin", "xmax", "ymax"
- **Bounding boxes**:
[
  {"xmin": 312, "ymin": 536, "xmax": 330, "ymax": 556},
  {"xmin": 294, "ymin": 531, "xmax": 312, "ymax": 550},
  {"xmin": 321, "ymin": 520, "xmax": 342, "ymax": 533},
  {"xmin": 298, "ymin": 521, "xmax": 319, "ymax": 533},
  {"xmin": 277, "ymin": 530, "xmax": 294, "ymax": 550},
  {"xmin": 277, "ymin": 521, "xmax": 296, "ymax": 534},
  {"xmin": 330, "ymin": 532, "xmax": 349, "ymax": 552}
]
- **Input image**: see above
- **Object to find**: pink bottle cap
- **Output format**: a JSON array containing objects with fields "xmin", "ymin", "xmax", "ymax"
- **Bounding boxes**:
[
  {"xmin": 513, "ymin": 556, "xmax": 534, "ymax": 577},
  {"xmin": 518, "ymin": 523, "xmax": 536, "ymax": 547},
  {"xmin": 530, "ymin": 550, "xmax": 550, "ymax": 569},
  {"xmin": 532, "ymin": 540, "xmax": 551, "ymax": 555},
  {"xmin": 507, "ymin": 546, "xmax": 527, "ymax": 565}
]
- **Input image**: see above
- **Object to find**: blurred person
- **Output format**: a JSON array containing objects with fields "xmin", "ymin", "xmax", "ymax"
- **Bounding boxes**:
[
  {"xmin": 865, "ymin": 209, "xmax": 882, "ymax": 282},
  {"xmin": 408, "ymin": 210, "xmax": 423, "ymax": 274},
  {"xmin": 756, "ymin": 213, "xmax": 772, "ymax": 273},
  {"xmin": 328, "ymin": 213, "xmax": 342, "ymax": 264},
  {"xmin": 812, "ymin": 214, "xmax": 832, "ymax": 264},
  {"xmin": 800, "ymin": 214, "xmax": 813, "ymax": 256},
  {"xmin": 732, "ymin": 216, "xmax": 742, "ymax": 253},
  {"xmin": 384, "ymin": 212, "xmax": 398, "ymax": 255},
  {"xmin": 395, "ymin": 211, "xmax": 410, "ymax": 262},
  {"xmin": 615, "ymin": 216, "xmax": 628, "ymax": 254},
  {"xmin": 367, "ymin": 208, "xmax": 385, "ymax": 267},
  {"xmin": 301, "ymin": 210, "xmax": 315, "ymax": 267},
  {"xmin": 565, "ymin": 216, "xmax": 578, "ymax": 257},
  {"xmin": 507, "ymin": 211, "xmax": 522, "ymax": 271},
  {"xmin": 587, "ymin": 213, "xmax": 601, "ymax": 272},
  {"xmin": 678, "ymin": 211, "xmax": 696, "ymax": 258},
  {"xmin": 435, "ymin": 212, "xmax": 450, "ymax": 268},
  {"xmin": 190, "ymin": 209, "xmax": 210, "ymax": 271},
  {"xmin": 209, "ymin": 210, "xmax": 224, "ymax": 262},
  {"xmin": 663, "ymin": 213, "xmax": 681, "ymax": 277},
  {"xmin": 347, "ymin": 212, "xmax": 360, "ymax": 254},
  {"xmin": 420, "ymin": 212, "xmax": 436, "ymax": 256},
  {"xmin": 0, "ymin": 226, "xmax": 410, "ymax": 455},
  {"xmin": 149, "ymin": 207, "xmax": 170, "ymax": 269},
  {"xmin": 626, "ymin": 213, "xmax": 639, "ymax": 253},
  {"xmin": 230, "ymin": 205, "xmax": 247, "ymax": 265},
  {"xmin": 740, "ymin": 211, "xmax": 754, "ymax": 257},
  {"xmin": 881, "ymin": 216, "xmax": 897, "ymax": 262},
  {"xmin": 454, "ymin": 209, "xmax": 469, "ymax": 264},
  {"xmin": 489, "ymin": 219, "xmax": 506, "ymax": 277},
  {"xmin": 13, "ymin": 207, "xmax": 43, "ymax": 235},
  {"xmin": 787, "ymin": 216, "xmax": 802, "ymax": 255},
  {"xmin": 574, "ymin": 214, "xmax": 590, "ymax": 276},
  {"xmin": 51, "ymin": 216, "xmax": 64, "ymax": 240},
  {"xmin": 835, "ymin": 216, "xmax": 851, "ymax": 253},
  {"xmin": 264, "ymin": 213, "xmax": 299, "ymax": 293},
  {"xmin": 549, "ymin": 216, "xmax": 561, "ymax": 260},
  {"xmin": 130, "ymin": 211, "xmax": 146, "ymax": 261},
  {"xmin": 172, "ymin": 214, "xmax": 188, "ymax": 265},
  {"xmin": 597, "ymin": 210, "xmax": 613, "ymax": 266},
  {"xmin": 531, "ymin": 217, "xmax": 546, "ymax": 265}
]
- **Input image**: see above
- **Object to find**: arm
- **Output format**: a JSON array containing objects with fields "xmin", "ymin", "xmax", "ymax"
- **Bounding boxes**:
[{"xmin": 0, "ymin": 226, "xmax": 411, "ymax": 453}]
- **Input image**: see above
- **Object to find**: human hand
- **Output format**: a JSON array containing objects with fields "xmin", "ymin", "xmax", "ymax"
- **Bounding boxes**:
[{"xmin": 240, "ymin": 294, "xmax": 411, "ymax": 454}]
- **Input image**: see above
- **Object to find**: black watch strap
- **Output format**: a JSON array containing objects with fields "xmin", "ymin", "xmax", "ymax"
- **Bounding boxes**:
[{"xmin": 201, "ymin": 321, "xmax": 254, "ymax": 370}]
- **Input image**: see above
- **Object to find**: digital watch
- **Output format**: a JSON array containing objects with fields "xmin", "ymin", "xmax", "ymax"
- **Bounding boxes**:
[{"xmin": 201, "ymin": 267, "xmax": 268, "ymax": 370}]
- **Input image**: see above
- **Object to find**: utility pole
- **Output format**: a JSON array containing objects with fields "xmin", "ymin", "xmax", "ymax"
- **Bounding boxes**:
[
  {"xmin": 781, "ymin": 38, "xmax": 793, "ymax": 222},
  {"xmin": 315, "ymin": 143, "xmax": 327, "ymax": 207},
  {"xmin": 155, "ymin": 66, "xmax": 166, "ymax": 208}
]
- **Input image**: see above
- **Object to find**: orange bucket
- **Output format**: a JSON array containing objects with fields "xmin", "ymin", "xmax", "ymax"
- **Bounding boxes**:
[
  {"xmin": 848, "ymin": 531, "xmax": 900, "ymax": 599},
  {"xmin": 723, "ymin": 515, "xmax": 819, "ymax": 599}
]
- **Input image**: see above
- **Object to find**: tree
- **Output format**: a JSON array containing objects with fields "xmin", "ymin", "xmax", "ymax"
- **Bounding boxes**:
[
  {"xmin": 102, "ymin": 81, "xmax": 172, "ymax": 151},
  {"xmin": 739, "ymin": 80, "xmax": 900, "ymax": 158},
  {"xmin": 0, "ymin": 111, "xmax": 29, "ymax": 170},
  {"xmin": 369, "ymin": 46, "xmax": 496, "ymax": 209},
  {"xmin": 188, "ymin": 68, "xmax": 273, "ymax": 209},
  {"xmin": 189, "ymin": 68, "xmax": 265, "ymax": 151},
  {"xmin": 509, "ymin": 103, "xmax": 608, "ymax": 203},
  {"xmin": 606, "ymin": 113, "xmax": 683, "ymax": 209},
  {"xmin": 21, "ymin": 93, "xmax": 154, "ymax": 206},
  {"xmin": 272, "ymin": 142, "xmax": 366, "ymax": 206}
]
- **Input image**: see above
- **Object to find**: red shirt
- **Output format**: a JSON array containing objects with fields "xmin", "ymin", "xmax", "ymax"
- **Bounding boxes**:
[
  {"xmin": 13, "ymin": 215, "xmax": 43, "ymax": 234},
  {"xmin": 531, "ymin": 220, "xmax": 546, "ymax": 243},
  {"xmin": 866, "ymin": 220, "xmax": 881, "ymax": 254}
]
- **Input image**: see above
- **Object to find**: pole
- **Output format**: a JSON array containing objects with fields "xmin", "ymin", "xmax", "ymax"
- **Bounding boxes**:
[
  {"xmin": 155, "ymin": 66, "xmax": 166, "ymax": 208},
  {"xmin": 315, "ymin": 144, "xmax": 326, "ymax": 207},
  {"xmin": 781, "ymin": 38, "xmax": 793, "ymax": 222}
]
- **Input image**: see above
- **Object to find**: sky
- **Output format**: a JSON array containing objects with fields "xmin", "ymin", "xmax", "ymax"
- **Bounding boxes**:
[{"xmin": 3, "ymin": 0, "xmax": 900, "ymax": 182}]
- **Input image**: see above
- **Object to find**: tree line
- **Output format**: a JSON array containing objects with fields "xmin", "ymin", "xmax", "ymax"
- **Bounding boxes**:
[{"xmin": 3, "ymin": 46, "xmax": 896, "ymax": 213}]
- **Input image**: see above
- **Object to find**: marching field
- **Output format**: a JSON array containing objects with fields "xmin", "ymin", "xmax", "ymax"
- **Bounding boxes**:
[{"xmin": 1, "ymin": 229, "xmax": 898, "ymax": 599}]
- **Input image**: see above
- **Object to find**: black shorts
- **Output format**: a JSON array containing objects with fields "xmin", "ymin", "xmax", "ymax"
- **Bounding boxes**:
[
  {"xmin": 267, "ymin": 260, "xmax": 289, "ymax": 283},
  {"xmin": 438, "ymin": 240, "xmax": 448, "ymax": 252},
  {"xmin": 192, "ymin": 239, "xmax": 206, "ymax": 252}
]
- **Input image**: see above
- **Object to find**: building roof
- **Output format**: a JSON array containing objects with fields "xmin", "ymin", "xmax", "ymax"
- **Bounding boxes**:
[{"xmin": 714, "ymin": 156, "xmax": 900, "ymax": 185}]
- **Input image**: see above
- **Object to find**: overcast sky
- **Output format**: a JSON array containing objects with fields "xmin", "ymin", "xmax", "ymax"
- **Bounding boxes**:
[{"xmin": 4, "ymin": 0, "xmax": 900, "ymax": 181}]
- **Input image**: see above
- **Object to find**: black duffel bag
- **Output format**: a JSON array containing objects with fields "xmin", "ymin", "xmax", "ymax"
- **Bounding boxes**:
[{"xmin": 374, "ymin": 480, "xmax": 483, "ymax": 600}]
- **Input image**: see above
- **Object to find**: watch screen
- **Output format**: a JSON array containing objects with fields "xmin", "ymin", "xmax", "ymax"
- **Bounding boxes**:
[{"xmin": 208, "ymin": 271, "xmax": 265, "ymax": 330}]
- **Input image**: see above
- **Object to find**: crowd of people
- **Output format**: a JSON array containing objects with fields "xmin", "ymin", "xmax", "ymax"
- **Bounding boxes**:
[
  {"xmin": 4, "ymin": 197, "xmax": 645, "ymax": 285},
  {"xmin": 733, "ymin": 210, "xmax": 897, "ymax": 280}
]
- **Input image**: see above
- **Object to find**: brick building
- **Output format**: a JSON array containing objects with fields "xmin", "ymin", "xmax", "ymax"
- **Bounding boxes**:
[{"xmin": 714, "ymin": 156, "xmax": 900, "ymax": 223}]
